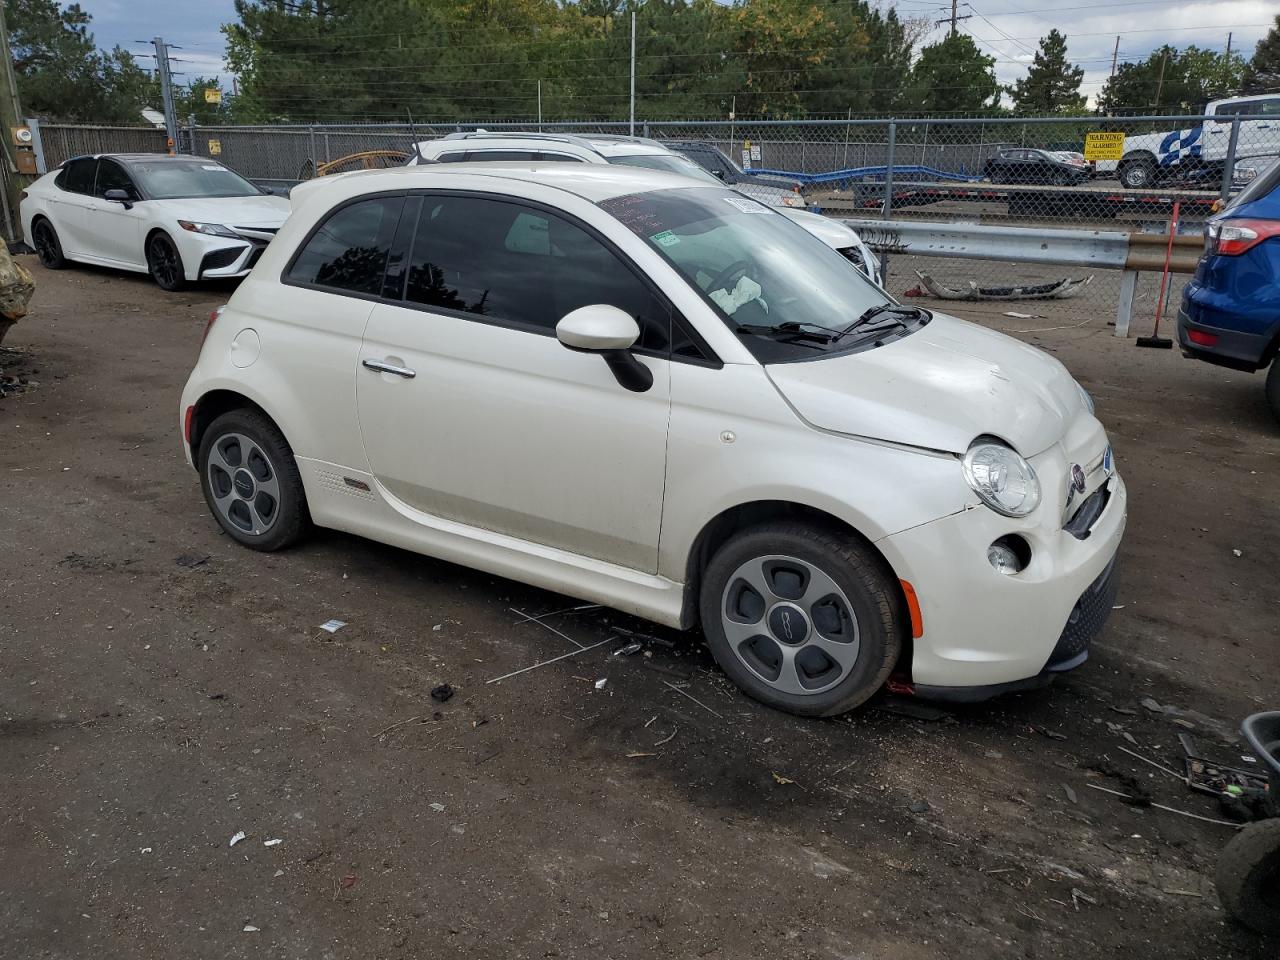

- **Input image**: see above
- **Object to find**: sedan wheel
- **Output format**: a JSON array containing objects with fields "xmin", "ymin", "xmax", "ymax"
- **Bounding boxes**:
[
  {"xmin": 147, "ymin": 233, "xmax": 186, "ymax": 291},
  {"xmin": 198, "ymin": 409, "xmax": 310, "ymax": 551},
  {"xmin": 32, "ymin": 220, "xmax": 67, "ymax": 269},
  {"xmin": 699, "ymin": 521, "xmax": 903, "ymax": 716}
]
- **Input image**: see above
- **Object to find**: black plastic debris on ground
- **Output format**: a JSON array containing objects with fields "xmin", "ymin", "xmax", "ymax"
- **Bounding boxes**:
[{"xmin": 430, "ymin": 683, "xmax": 455, "ymax": 704}]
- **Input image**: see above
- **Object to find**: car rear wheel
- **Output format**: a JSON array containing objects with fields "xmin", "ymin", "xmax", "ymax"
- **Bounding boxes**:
[
  {"xmin": 197, "ymin": 409, "xmax": 310, "ymax": 551},
  {"xmin": 1118, "ymin": 157, "xmax": 1157, "ymax": 189},
  {"xmin": 32, "ymin": 219, "xmax": 67, "ymax": 269},
  {"xmin": 147, "ymin": 232, "xmax": 186, "ymax": 291},
  {"xmin": 1266, "ymin": 361, "xmax": 1280, "ymax": 425},
  {"xmin": 1216, "ymin": 818, "xmax": 1280, "ymax": 934},
  {"xmin": 698, "ymin": 521, "xmax": 903, "ymax": 717}
]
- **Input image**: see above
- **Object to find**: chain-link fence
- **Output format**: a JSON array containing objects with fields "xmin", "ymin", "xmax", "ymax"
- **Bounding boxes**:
[{"xmin": 33, "ymin": 112, "xmax": 1278, "ymax": 325}]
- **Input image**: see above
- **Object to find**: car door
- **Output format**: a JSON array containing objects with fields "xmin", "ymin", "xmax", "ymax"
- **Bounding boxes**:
[
  {"xmin": 1236, "ymin": 98, "xmax": 1280, "ymax": 160},
  {"xmin": 85, "ymin": 158, "xmax": 145, "ymax": 268},
  {"xmin": 355, "ymin": 191, "xmax": 673, "ymax": 572},
  {"xmin": 47, "ymin": 158, "xmax": 97, "ymax": 257}
]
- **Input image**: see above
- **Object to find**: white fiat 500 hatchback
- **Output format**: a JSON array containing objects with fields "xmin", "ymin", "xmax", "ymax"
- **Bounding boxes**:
[{"xmin": 180, "ymin": 164, "xmax": 1126, "ymax": 716}]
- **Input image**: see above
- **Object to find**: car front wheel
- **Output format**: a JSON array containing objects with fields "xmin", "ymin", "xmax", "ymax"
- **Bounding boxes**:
[
  {"xmin": 1118, "ymin": 157, "xmax": 1157, "ymax": 189},
  {"xmin": 699, "ymin": 521, "xmax": 904, "ymax": 717},
  {"xmin": 147, "ymin": 232, "xmax": 186, "ymax": 291},
  {"xmin": 197, "ymin": 409, "xmax": 310, "ymax": 551}
]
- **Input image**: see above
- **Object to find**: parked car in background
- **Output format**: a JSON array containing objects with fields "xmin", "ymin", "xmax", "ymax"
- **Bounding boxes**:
[
  {"xmin": 182, "ymin": 164, "xmax": 1124, "ymax": 717},
  {"xmin": 20, "ymin": 154, "xmax": 290, "ymax": 290},
  {"xmin": 405, "ymin": 132, "xmax": 884, "ymax": 283},
  {"xmin": 984, "ymin": 148, "xmax": 1091, "ymax": 186},
  {"xmin": 1178, "ymin": 159, "xmax": 1280, "ymax": 422},
  {"xmin": 664, "ymin": 140, "xmax": 808, "ymax": 205},
  {"xmin": 409, "ymin": 131, "xmax": 805, "ymax": 208}
]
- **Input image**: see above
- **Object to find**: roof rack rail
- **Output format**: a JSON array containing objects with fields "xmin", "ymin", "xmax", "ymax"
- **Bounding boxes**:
[{"xmin": 440, "ymin": 130, "xmax": 600, "ymax": 151}]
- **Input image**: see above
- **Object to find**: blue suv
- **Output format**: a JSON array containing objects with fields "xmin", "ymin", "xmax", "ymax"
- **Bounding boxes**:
[{"xmin": 1179, "ymin": 163, "xmax": 1280, "ymax": 422}]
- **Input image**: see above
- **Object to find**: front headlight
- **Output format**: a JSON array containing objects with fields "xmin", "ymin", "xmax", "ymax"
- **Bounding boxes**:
[
  {"xmin": 178, "ymin": 220, "xmax": 239, "ymax": 238},
  {"xmin": 1077, "ymin": 382, "xmax": 1094, "ymax": 415},
  {"xmin": 962, "ymin": 440, "xmax": 1041, "ymax": 517}
]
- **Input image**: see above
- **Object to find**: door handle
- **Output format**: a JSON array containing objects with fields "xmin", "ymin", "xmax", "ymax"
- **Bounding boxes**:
[{"xmin": 362, "ymin": 358, "xmax": 416, "ymax": 379}]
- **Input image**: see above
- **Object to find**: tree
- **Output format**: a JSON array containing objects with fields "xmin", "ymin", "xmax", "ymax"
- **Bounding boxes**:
[
  {"xmin": 902, "ymin": 33, "xmax": 1000, "ymax": 114},
  {"xmin": 1242, "ymin": 14, "xmax": 1280, "ymax": 95},
  {"xmin": 6, "ymin": 0, "xmax": 154, "ymax": 123},
  {"xmin": 1098, "ymin": 45, "xmax": 1245, "ymax": 114},
  {"xmin": 1009, "ymin": 29, "xmax": 1084, "ymax": 114}
]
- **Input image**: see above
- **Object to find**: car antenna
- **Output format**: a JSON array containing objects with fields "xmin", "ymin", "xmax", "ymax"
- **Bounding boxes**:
[{"xmin": 406, "ymin": 110, "xmax": 429, "ymax": 164}]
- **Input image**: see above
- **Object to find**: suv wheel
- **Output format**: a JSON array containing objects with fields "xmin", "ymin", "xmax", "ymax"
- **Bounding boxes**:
[
  {"xmin": 197, "ymin": 409, "xmax": 310, "ymax": 551},
  {"xmin": 699, "ymin": 521, "xmax": 903, "ymax": 717},
  {"xmin": 1266, "ymin": 361, "xmax": 1280, "ymax": 425}
]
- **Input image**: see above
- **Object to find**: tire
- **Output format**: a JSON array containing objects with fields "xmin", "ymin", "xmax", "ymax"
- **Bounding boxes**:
[
  {"xmin": 1216, "ymin": 818, "xmax": 1280, "ymax": 935},
  {"xmin": 31, "ymin": 218, "xmax": 67, "ymax": 270},
  {"xmin": 1266, "ymin": 361, "xmax": 1280, "ymax": 426},
  {"xmin": 698, "ymin": 520, "xmax": 904, "ymax": 717},
  {"xmin": 146, "ymin": 231, "xmax": 186, "ymax": 291},
  {"xmin": 1118, "ymin": 157, "xmax": 1157, "ymax": 190},
  {"xmin": 197, "ymin": 409, "xmax": 310, "ymax": 551}
]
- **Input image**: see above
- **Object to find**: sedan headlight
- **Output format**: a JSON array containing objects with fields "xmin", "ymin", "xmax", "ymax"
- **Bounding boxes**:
[
  {"xmin": 962, "ymin": 440, "xmax": 1041, "ymax": 517},
  {"xmin": 178, "ymin": 220, "xmax": 239, "ymax": 238},
  {"xmin": 1077, "ymin": 382, "xmax": 1094, "ymax": 415}
]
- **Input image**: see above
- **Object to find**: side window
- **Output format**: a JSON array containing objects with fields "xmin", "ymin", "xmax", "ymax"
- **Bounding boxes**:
[
  {"xmin": 436, "ymin": 152, "xmax": 470, "ymax": 163},
  {"xmin": 469, "ymin": 150, "xmax": 541, "ymax": 162},
  {"xmin": 536, "ymin": 152, "xmax": 586, "ymax": 163},
  {"xmin": 95, "ymin": 160, "xmax": 136, "ymax": 199},
  {"xmin": 404, "ymin": 195, "xmax": 670, "ymax": 349},
  {"xmin": 60, "ymin": 158, "xmax": 97, "ymax": 194},
  {"xmin": 288, "ymin": 195, "xmax": 405, "ymax": 296}
]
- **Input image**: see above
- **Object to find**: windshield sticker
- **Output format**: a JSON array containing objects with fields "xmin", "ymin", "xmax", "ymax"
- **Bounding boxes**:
[
  {"xmin": 650, "ymin": 230, "xmax": 681, "ymax": 247},
  {"xmin": 201, "ymin": 164, "xmax": 225, "ymax": 171},
  {"xmin": 723, "ymin": 196, "xmax": 772, "ymax": 214}
]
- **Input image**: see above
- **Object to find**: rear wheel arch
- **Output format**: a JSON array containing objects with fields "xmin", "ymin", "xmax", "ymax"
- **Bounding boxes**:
[
  {"xmin": 189, "ymin": 390, "xmax": 295, "ymax": 462},
  {"xmin": 680, "ymin": 500, "xmax": 912, "ymax": 663}
]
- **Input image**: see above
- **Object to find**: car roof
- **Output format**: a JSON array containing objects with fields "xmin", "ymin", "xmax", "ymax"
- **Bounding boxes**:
[
  {"xmin": 414, "ymin": 132, "xmax": 675, "ymax": 161},
  {"xmin": 66, "ymin": 153, "xmax": 224, "ymax": 163},
  {"xmin": 312, "ymin": 162, "xmax": 717, "ymax": 205}
]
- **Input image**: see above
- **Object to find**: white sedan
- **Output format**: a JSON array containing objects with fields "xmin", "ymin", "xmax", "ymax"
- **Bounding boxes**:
[
  {"xmin": 20, "ymin": 154, "xmax": 290, "ymax": 290},
  {"xmin": 181, "ymin": 164, "xmax": 1125, "ymax": 717}
]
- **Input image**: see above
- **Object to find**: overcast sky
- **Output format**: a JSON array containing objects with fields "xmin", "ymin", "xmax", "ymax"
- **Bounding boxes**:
[{"xmin": 76, "ymin": 0, "xmax": 1280, "ymax": 108}]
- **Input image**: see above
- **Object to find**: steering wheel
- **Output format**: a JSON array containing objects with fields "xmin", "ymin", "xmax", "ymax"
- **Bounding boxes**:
[{"xmin": 707, "ymin": 258, "xmax": 753, "ymax": 296}]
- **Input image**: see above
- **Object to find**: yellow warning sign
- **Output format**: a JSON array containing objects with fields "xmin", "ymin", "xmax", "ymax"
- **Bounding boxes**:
[
  {"xmin": 1084, "ymin": 131, "xmax": 1125, "ymax": 161},
  {"xmin": 208, "ymin": 139, "xmax": 222, "ymax": 156},
  {"xmin": 204, "ymin": 88, "xmax": 222, "ymax": 104}
]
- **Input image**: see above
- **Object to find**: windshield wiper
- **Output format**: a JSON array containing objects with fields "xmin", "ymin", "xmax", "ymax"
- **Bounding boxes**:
[
  {"xmin": 838, "ymin": 304, "xmax": 928, "ymax": 339},
  {"xmin": 736, "ymin": 321, "xmax": 842, "ymax": 344}
]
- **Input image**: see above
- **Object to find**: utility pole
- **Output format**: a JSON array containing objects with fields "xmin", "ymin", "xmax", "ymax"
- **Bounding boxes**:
[
  {"xmin": 935, "ymin": 0, "xmax": 971, "ymax": 37},
  {"xmin": 1226, "ymin": 32, "xmax": 1233, "ymax": 57},
  {"xmin": 1154, "ymin": 49, "xmax": 1168, "ymax": 111},
  {"xmin": 0, "ymin": 0, "xmax": 25, "ymax": 241},
  {"xmin": 628, "ymin": 10, "xmax": 636, "ymax": 136},
  {"xmin": 153, "ymin": 37, "xmax": 179, "ymax": 155},
  {"xmin": 1110, "ymin": 36, "xmax": 1120, "ymax": 82}
]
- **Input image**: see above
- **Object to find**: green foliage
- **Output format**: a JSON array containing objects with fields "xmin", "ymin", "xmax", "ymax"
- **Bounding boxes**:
[
  {"xmin": 6, "ymin": 0, "xmax": 154, "ymax": 122},
  {"xmin": 1242, "ymin": 14, "xmax": 1280, "ymax": 95},
  {"xmin": 1009, "ymin": 29, "xmax": 1084, "ymax": 115},
  {"xmin": 1098, "ymin": 45, "xmax": 1246, "ymax": 115},
  {"xmin": 901, "ymin": 33, "xmax": 1000, "ymax": 115},
  {"xmin": 223, "ymin": 0, "xmax": 924, "ymax": 122}
]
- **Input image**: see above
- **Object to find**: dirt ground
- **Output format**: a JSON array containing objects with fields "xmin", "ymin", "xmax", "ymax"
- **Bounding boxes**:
[{"xmin": 2, "ymin": 256, "xmax": 1277, "ymax": 960}]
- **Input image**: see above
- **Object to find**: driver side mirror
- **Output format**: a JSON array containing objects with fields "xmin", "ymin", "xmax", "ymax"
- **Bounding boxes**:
[
  {"xmin": 712, "ymin": 168, "xmax": 726, "ymax": 180},
  {"xmin": 556, "ymin": 304, "xmax": 653, "ymax": 393},
  {"xmin": 103, "ymin": 188, "xmax": 133, "ymax": 210}
]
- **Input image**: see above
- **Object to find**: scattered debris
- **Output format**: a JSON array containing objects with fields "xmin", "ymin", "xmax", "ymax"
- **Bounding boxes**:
[
  {"xmin": 1122, "ymin": 731, "xmax": 1138, "ymax": 745},
  {"xmin": 229, "ymin": 831, "xmax": 246, "ymax": 848},
  {"xmin": 485, "ymin": 637, "xmax": 614, "ymax": 684},
  {"xmin": 908, "ymin": 799, "xmax": 931, "ymax": 814},
  {"xmin": 1071, "ymin": 888, "xmax": 1098, "ymax": 910},
  {"xmin": 263, "ymin": 838, "xmax": 282, "ymax": 847},
  {"xmin": 772, "ymin": 772, "xmax": 795, "ymax": 786},
  {"xmin": 429, "ymin": 802, "xmax": 446, "ymax": 813},
  {"xmin": 663, "ymin": 680, "xmax": 724, "ymax": 719},
  {"xmin": 1083, "ymin": 758, "xmax": 1153, "ymax": 804},
  {"xmin": 140, "ymin": 847, "xmax": 152, "ymax": 854},
  {"xmin": 627, "ymin": 751, "xmax": 656, "ymax": 759},
  {"xmin": 594, "ymin": 678, "xmax": 608, "ymax": 691},
  {"xmin": 912, "ymin": 269, "xmax": 1092, "ymax": 301},
  {"xmin": 318, "ymin": 619, "xmax": 347, "ymax": 634},
  {"xmin": 1140, "ymin": 697, "xmax": 1168, "ymax": 714},
  {"xmin": 174, "ymin": 553, "xmax": 210, "ymax": 568},
  {"xmin": 1109, "ymin": 705, "xmax": 1138, "ymax": 717},
  {"xmin": 654, "ymin": 727, "xmax": 678, "ymax": 747},
  {"xmin": 372, "ymin": 715, "xmax": 422, "ymax": 739},
  {"xmin": 1085, "ymin": 783, "xmax": 1242, "ymax": 827},
  {"xmin": 273, "ymin": 869, "xmax": 285, "ymax": 878},
  {"xmin": 1035, "ymin": 725, "xmax": 1068, "ymax": 742},
  {"xmin": 340, "ymin": 875, "xmax": 357, "ymax": 889},
  {"xmin": 1232, "ymin": 548, "xmax": 1243, "ymax": 558},
  {"xmin": 430, "ymin": 683, "xmax": 455, "ymax": 703},
  {"xmin": 612, "ymin": 641, "xmax": 643, "ymax": 657},
  {"xmin": 510, "ymin": 603, "xmax": 601, "ymax": 625},
  {"xmin": 1163, "ymin": 889, "xmax": 1204, "ymax": 898},
  {"xmin": 1116, "ymin": 745, "xmax": 1183, "ymax": 782},
  {"xmin": 243, "ymin": 925, "xmax": 260, "ymax": 933},
  {"xmin": 1063, "ymin": 784, "xmax": 1078, "ymax": 804},
  {"xmin": 643, "ymin": 715, "xmax": 658, "ymax": 728}
]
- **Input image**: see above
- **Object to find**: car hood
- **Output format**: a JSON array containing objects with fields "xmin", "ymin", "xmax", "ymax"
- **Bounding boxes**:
[
  {"xmin": 765, "ymin": 312, "xmax": 1085, "ymax": 456},
  {"xmin": 158, "ymin": 194, "xmax": 291, "ymax": 227}
]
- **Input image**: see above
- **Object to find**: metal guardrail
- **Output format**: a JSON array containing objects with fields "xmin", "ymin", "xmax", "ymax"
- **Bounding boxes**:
[{"xmin": 841, "ymin": 217, "xmax": 1202, "ymax": 337}]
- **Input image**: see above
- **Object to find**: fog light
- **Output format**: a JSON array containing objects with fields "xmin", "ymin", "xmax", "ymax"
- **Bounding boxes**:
[{"xmin": 987, "ymin": 535, "xmax": 1030, "ymax": 576}]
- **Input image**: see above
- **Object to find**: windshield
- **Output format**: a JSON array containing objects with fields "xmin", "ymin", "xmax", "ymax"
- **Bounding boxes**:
[
  {"xmin": 606, "ymin": 153, "xmax": 723, "ymax": 186},
  {"xmin": 600, "ymin": 187, "xmax": 893, "ymax": 361},
  {"xmin": 129, "ymin": 161, "xmax": 260, "ymax": 200}
]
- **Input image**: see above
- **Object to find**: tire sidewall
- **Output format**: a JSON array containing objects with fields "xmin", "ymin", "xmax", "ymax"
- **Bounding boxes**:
[
  {"xmin": 147, "ymin": 232, "xmax": 185, "ymax": 291},
  {"xmin": 34, "ymin": 220, "xmax": 65, "ymax": 269},
  {"xmin": 699, "ymin": 525, "xmax": 901, "ymax": 717},
  {"xmin": 1265, "ymin": 361, "xmax": 1280, "ymax": 426},
  {"xmin": 198, "ymin": 411, "xmax": 304, "ymax": 551}
]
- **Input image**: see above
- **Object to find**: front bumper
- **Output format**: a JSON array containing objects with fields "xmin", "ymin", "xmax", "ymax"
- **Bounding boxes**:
[{"xmin": 878, "ymin": 450, "xmax": 1127, "ymax": 695}]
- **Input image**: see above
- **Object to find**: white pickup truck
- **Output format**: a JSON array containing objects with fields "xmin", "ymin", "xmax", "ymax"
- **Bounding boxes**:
[{"xmin": 1096, "ymin": 93, "xmax": 1280, "ymax": 189}]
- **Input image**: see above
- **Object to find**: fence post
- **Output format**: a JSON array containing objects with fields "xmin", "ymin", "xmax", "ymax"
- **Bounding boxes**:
[
  {"xmin": 1220, "ymin": 114, "xmax": 1242, "ymax": 202},
  {"xmin": 882, "ymin": 120, "xmax": 896, "ymax": 219},
  {"xmin": 1114, "ymin": 269, "xmax": 1138, "ymax": 338},
  {"xmin": 308, "ymin": 125, "xmax": 316, "ymax": 170},
  {"xmin": 642, "ymin": 121, "xmax": 649, "ymax": 137},
  {"xmin": 26, "ymin": 116, "xmax": 45, "ymax": 174}
]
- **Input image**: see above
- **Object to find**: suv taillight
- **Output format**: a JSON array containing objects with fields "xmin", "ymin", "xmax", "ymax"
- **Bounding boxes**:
[
  {"xmin": 1207, "ymin": 218, "xmax": 1280, "ymax": 256},
  {"xmin": 201, "ymin": 305, "xmax": 224, "ymax": 348}
]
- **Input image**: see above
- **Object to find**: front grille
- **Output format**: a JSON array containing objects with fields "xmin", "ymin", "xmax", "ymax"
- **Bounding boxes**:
[{"xmin": 1046, "ymin": 555, "xmax": 1119, "ymax": 669}]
